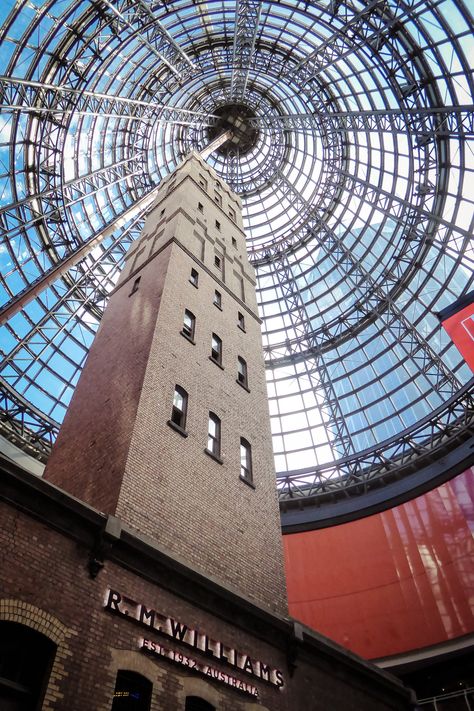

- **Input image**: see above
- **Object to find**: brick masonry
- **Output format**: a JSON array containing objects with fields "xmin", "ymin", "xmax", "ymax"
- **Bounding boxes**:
[
  {"xmin": 44, "ymin": 152, "xmax": 287, "ymax": 616},
  {"xmin": 0, "ymin": 493, "xmax": 414, "ymax": 711},
  {"xmin": 22, "ymin": 152, "xmax": 416, "ymax": 710}
]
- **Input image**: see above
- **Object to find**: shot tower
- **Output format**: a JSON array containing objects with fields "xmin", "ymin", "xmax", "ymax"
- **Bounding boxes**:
[{"xmin": 44, "ymin": 150, "xmax": 287, "ymax": 616}]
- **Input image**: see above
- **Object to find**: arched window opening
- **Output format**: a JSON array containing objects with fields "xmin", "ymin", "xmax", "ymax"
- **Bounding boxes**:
[
  {"xmin": 0, "ymin": 621, "xmax": 56, "ymax": 711},
  {"xmin": 111, "ymin": 670, "xmax": 152, "ymax": 711},
  {"xmin": 210, "ymin": 334, "xmax": 223, "ymax": 366},
  {"xmin": 237, "ymin": 356, "xmax": 248, "ymax": 388},
  {"xmin": 170, "ymin": 385, "xmax": 188, "ymax": 432},
  {"xmin": 182, "ymin": 309, "xmax": 196, "ymax": 341},
  {"xmin": 240, "ymin": 438, "xmax": 253, "ymax": 484},
  {"xmin": 207, "ymin": 412, "xmax": 221, "ymax": 458},
  {"xmin": 185, "ymin": 696, "xmax": 216, "ymax": 711}
]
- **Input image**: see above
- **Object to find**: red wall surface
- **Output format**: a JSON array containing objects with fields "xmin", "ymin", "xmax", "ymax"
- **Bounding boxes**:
[
  {"xmin": 283, "ymin": 468, "xmax": 474, "ymax": 660},
  {"xmin": 441, "ymin": 301, "xmax": 474, "ymax": 372}
]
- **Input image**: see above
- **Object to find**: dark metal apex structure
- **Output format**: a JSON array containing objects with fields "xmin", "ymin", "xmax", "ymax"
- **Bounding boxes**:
[{"xmin": 0, "ymin": 0, "xmax": 473, "ymax": 522}]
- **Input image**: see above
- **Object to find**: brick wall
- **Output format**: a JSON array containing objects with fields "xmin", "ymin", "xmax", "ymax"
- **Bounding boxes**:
[
  {"xmin": 44, "ymin": 153, "xmax": 287, "ymax": 616},
  {"xmin": 0, "ymin": 499, "xmax": 413, "ymax": 711}
]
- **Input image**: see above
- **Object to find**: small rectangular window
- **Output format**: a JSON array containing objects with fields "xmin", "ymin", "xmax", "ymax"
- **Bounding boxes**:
[
  {"xmin": 182, "ymin": 309, "xmax": 195, "ymax": 341},
  {"xmin": 198, "ymin": 202, "xmax": 204, "ymax": 213},
  {"xmin": 190, "ymin": 268, "xmax": 199, "ymax": 287},
  {"xmin": 160, "ymin": 208, "xmax": 165, "ymax": 217},
  {"xmin": 237, "ymin": 275, "xmax": 245, "ymax": 301},
  {"xmin": 169, "ymin": 385, "xmax": 188, "ymax": 433},
  {"xmin": 214, "ymin": 255, "xmax": 221, "ymax": 269},
  {"xmin": 214, "ymin": 193, "xmax": 222, "ymax": 207},
  {"xmin": 229, "ymin": 207, "xmax": 236, "ymax": 222},
  {"xmin": 215, "ymin": 220, "xmax": 221, "ymax": 231},
  {"xmin": 129, "ymin": 276, "xmax": 141, "ymax": 296},
  {"xmin": 214, "ymin": 290, "xmax": 222, "ymax": 308},
  {"xmin": 232, "ymin": 237, "xmax": 237, "ymax": 248},
  {"xmin": 211, "ymin": 333, "xmax": 222, "ymax": 365},
  {"xmin": 207, "ymin": 412, "xmax": 221, "ymax": 459},
  {"xmin": 238, "ymin": 311, "xmax": 245, "ymax": 331},
  {"xmin": 240, "ymin": 438, "xmax": 253, "ymax": 483},
  {"xmin": 237, "ymin": 356, "xmax": 248, "ymax": 389},
  {"xmin": 199, "ymin": 174, "xmax": 208, "ymax": 190}
]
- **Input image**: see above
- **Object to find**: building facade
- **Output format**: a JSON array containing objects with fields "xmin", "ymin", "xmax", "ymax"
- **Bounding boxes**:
[{"xmin": 0, "ymin": 153, "xmax": 414, "ymax": 710}]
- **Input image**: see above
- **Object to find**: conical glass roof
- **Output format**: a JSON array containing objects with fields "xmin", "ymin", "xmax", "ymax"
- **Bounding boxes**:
[{"xmin": 0, "ymin": 0, "xmax": 473, "ymax": 515}]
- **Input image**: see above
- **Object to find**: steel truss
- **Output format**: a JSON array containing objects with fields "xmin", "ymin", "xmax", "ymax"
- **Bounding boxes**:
[
  {"xmin": 288, "ymin": 0, "xmax": 390, "ymax": 84},
  {"xmin": 277, "ymin": 380, "xmax": 474, "ymax": 503},
  {"xmin": 0, "ymin": 212, "xmax": 146, "ymax": 455},
  {"xmin": 95, "ymin": 0, "xmax": 195, "ymax": 80},
  {"xmin": 263, "ymin": 169, "xmax": 460, "ymax": 396},
  {"xmin": 275, "ymin": 252, "xmax": 354, "ymax": 460},
  {"xmin": 0, "ymin": 77, "xmax": 214, "ymax": 126},
  {"xmin": 250, "ymin": 106, "xmax": 474, "ymax": 137},
  {"xmin": 230, "ymin": 0, "xmax": 262, "ymax": 100},
  {"xmin": 0, "ymin": 0, "xmax": 472, "ymax": 508}
]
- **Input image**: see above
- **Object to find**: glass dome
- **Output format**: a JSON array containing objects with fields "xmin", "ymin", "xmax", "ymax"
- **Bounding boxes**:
[{"xmin": 0, "ymin": 0, "xmax": 473, "ymax": 514}]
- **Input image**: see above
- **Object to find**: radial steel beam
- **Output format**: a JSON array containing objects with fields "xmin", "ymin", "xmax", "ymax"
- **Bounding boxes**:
[
  {"xmin": 288, "ymin": 0, "xmax": 387, "ymax": 83},
  {"xmin": 277, "ymin": 380, "xmax": 474, "ymax": 503},
  {"xmin": 264, "ymin": 170, "xmax": 460, "ymax": 397},
  {"xmin": 250, "ymin": 106, "xmax": 474, "ymax": 135},
  {"xmin": 334, "ymin": 168, "xmax": 473, "ymax": 251},
  {"xmin": 0, "ymin": 189, "xmax": 159, "ymax": 327},
  {"xmin": 0, "ymin": 162, "xmax": 145, "ymax": 245},
  {"xmin": 0, "ymin": 155, "xmax": 142, "ymax": 219},
  {"xmin": 0, "ymin": 76, "xmax": 214, "ymax": 122},
  {"xmin": 230, "ymin": 0, "xmax": 263, "ymax": 100},
  {"xmin": 275, "ymin": 251, "xmax": 354, "ymax": 459},
  {"xmin": 0, "ymin": 134, "xmax": 237, "ymax": 325},
  {"xmin": 97, "ymin": 0, "xmax": 194, "ymax": 79}
]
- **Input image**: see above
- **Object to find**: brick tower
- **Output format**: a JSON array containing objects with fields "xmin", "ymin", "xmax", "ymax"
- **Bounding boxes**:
[{"xmin": 44, "ymin": 151, "xmax": 288, "ymax": 615}]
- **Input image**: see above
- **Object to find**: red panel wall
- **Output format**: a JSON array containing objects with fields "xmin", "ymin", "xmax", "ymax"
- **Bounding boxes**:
[
  {"xmin": 441, "ymin": 301, "xmax": 474, "ymax": 372},
  {"xmin": 283, "ymin": 468, "xmax": 474, "ymax": 660}
]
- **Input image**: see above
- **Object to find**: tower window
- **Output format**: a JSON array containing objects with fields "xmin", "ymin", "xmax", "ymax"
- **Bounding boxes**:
[
  {"xmin": 232, "ymin": 236, "xmax": 237, "ymax": 247},
  {"xmin": 215, "ymin": 219, "xmax": 221, "ymax": 231},
  {"xmin": 198, "ymin": 202, "xmax": 204, "ymax": 213},
  {"xmin": 181, "ymin": 309, "xmax": 196, "ymax": 341},
  {"xmin": 214, "ymin": 290, "xmax": 222, "ymax": 309},
  {"xmin": 160, "ymin": 208, "xmax": 165, "ymax": 217},
  {"xmin": 169, "ymin": 385, "xmax": 188, "ymax": 433},
  {"xmin": 190, "ymin": 268, "xmax": 199, "ymax": 287},
  {"xmin": 229, "ymin": 207, "xmax": 236, "ymax": 222},
  {"xmin": 129, "ymin": 276, "xmax": 141, "ymax": 296},
  {"xmin": 237, "ymin": 356, "xmax": 248, "ymax": 389},
  {"xmin": 214, "ymin": 193, "xmax": 222, "ymax": 206},
  {"xmin": 214, "ymin": 255, "xmax": 221, "ymax": 269},
  {"xmin": 206, "ymin": 412, "xmax": 221, "ymax": 460},
  {"xmin": 240, "ymin": 438, "xmax": 253, "ymax": 484},
  {"xmin": 198, "ymin": 174, "xmax": 208, "ymax": 190},
  {"xmin": 238, "ymin": 311, "xmax": 245, "ymax": 331},
  {"xmin": 210, "ymin": 333, "xmax": 222, "ymax": 366}
]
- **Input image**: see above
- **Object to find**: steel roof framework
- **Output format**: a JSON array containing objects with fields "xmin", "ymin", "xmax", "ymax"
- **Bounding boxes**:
[{"xmin": 0, "ymin": 0, "xmax": 473, "ymax": 511}]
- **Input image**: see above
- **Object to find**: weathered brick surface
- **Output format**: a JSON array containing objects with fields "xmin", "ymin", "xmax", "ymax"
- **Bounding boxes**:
[
  {"xmin": 44, "ymin": 153, "xmax": 287, "ymax": 616},
  {"xmin": 0, "ymin": 500, "xmax": 412, "ymax": 711},
  {"xmin": 44, "ymin": 243, "xmax": 173, "ymax": 514}
]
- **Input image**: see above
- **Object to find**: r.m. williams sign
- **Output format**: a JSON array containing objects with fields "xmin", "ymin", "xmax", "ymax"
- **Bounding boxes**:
[{"xmin": 104, "ymin": 588, "xmax": 284, "ymax": 695}]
